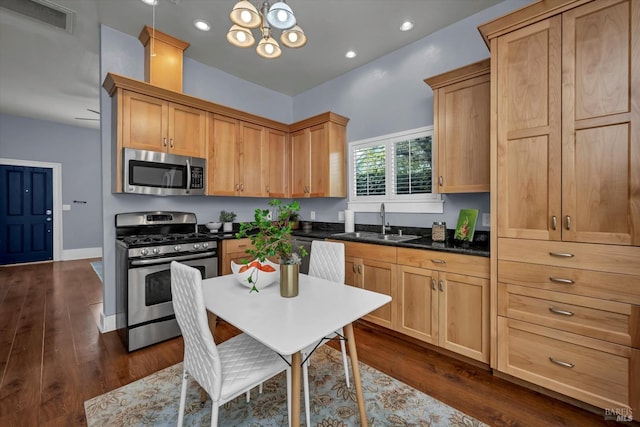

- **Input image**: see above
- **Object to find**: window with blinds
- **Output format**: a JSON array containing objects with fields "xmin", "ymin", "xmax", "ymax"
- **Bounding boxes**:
[{"xmin": 349, "ymin": 127, "xmax": 435, "ymax": 207}]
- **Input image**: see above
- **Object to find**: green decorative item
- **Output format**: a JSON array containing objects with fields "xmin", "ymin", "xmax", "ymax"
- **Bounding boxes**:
[
  {"xmin": 454, "ymin": 209, "xmax": 479, "ymax": 241},
  {"xmin": 219, "ymin": 210, "xmax": 237, "ymax": 223},
  {"xmin": 236, "ymin": 200, "xmax": 308, "ymax": 294}
]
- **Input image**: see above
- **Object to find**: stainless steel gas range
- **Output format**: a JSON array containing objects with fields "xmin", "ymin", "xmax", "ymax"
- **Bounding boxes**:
[{"xmin": 115, "ymin": 211, "xmax": 218, "ymax": 352}]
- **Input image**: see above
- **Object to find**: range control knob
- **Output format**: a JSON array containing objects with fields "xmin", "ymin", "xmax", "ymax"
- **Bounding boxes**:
[
  {"xmin": 193, "ymin": 243, "xmax": 201, "ymax": 250},
  {"xmin": 202, "ymin": 242, "xmax": 209, "ymax": 249},
  {"xmin": 152, "ymin": 247, "xmax": 160, "ymax": 255},
  {"xmin": 140, "ymin": 248, "xmax": 149, "ymax": 256},
  {"xmin": 174, "ymin": 245, "xmax": 181, "ymax": 252}
]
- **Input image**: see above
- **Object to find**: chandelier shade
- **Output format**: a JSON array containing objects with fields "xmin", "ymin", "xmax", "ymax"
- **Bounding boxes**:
[
  {"xmin": 227, "ymin": 24, "xmax": 256, "ymax": 47},
  {"xmin": 227, "ymin": 0, "xmax": 305, "ymax": 59},
  {"xmin": 230, "ymin": 0, "xmax": 261, "ymax": 29},
  {"xmin": 256, "ymin": 35, "xmax": 282, "ymax": 59},
  {"xmin": 266, "ymin": 1, "xmax": 296, "ymax": 30},
  {"xmin": 281, "ymin": 25, "xmax": 306, "ymax": 48}
]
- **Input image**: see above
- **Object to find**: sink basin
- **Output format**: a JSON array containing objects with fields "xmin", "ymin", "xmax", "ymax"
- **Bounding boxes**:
[{"xmin": 333, "ymin": 231, "xmax": 421, "ymax": 242}]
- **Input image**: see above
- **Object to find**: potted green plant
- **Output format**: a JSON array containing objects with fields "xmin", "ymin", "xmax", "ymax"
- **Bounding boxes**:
[
  {"xmin": 236, "ymin": 199, "xmax": 308, "ymax": 297},
  {"xmin": 219, "ymin": 210, "xmax": 236, "ymax": 232}
]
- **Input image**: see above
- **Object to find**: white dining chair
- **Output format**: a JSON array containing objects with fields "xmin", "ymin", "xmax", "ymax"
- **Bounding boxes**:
[
  {"xmin": 303, "ymin": 240, "xmax": 349, "ymax": 427},
  {"xmin": 170, "ymin": 261, "xmax": 291, "ymax": 427}
]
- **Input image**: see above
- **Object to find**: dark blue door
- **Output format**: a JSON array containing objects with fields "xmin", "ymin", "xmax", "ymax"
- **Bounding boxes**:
[{"xmin": 0, "ymin": 165, "xmax": 53, "ymax": 264}]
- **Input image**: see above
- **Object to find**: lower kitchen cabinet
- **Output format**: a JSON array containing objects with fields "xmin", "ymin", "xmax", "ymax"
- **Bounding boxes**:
[
  {"xmin": 342, "ymin": 241, "xmax": 396, "ymax": 329},
  {"xmin": 220, "ymin": 238, "xmax": 255, "ymax": 276},
  {"xmin": 339, "ymin": 240, "xmax": 489, "ymax": 363},
  {"xmin": 397, "ymin": 247, "xmax": 490, "ymax": 363}
]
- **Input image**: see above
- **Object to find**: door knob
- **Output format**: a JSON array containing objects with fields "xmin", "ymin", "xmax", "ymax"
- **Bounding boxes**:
[
  {"xmin": 46, "ymin": 209, "xmax": 52, "ymax": 215},
  {"xmin": 46, "ymin": 217, "xmax": 52, "ymax": 222}
]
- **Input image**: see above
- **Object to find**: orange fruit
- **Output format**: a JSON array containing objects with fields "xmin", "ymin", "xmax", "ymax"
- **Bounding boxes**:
[
  {"xmin": 260, "ymin": 265, "xmax": 276, "ymax": 272},
  {"xmin": 239, "ymin": 265, "xmax": 249, "ymax": 273},
  {"xmin": 249, "ymin": 261, "xmax": 262, "ymax": 269}
]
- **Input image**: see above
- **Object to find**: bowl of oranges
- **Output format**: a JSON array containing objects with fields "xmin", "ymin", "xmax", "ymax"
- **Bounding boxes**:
[{"xmin": 230, "ymin": 259, "xmax": 279, "ymax": 292}]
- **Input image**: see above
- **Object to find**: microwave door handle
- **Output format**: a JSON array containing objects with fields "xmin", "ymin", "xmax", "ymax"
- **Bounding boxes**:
[{"xmin": 186, "ymin": 159, "xmax": 191, "ymax": 192}]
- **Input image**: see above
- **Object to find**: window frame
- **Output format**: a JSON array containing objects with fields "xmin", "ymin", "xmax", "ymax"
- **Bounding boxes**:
[{"xmin": 347, "ymin": 126, "xmax": 443, "ymax": 214}]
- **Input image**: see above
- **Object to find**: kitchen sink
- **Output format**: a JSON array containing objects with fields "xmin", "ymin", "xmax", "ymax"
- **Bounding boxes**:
[{"xmin": 332, "ymin": 231, "xmax": 422, "ymax": 242}]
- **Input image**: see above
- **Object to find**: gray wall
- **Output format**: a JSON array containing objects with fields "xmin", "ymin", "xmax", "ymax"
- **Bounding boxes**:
[
  {"xmin": 0, "ymin": 113, "xmax": 102, "ymax": 250},
  {"xmin": 97, "ymin": 0, "xmax": 527, "ymax": 316}
]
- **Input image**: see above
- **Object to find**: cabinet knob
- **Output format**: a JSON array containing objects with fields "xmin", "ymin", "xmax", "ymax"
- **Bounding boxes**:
[
  {"xmin": 551, "ymin": 216, "xmax": 557, "ymax": 230},
  {"xmin": 549, "ymin": 307, "xmax": 574, "ymax": 316},
  {"xmin": 438, "ymin": 176, "xmax": 443, "ymax": 186},
  {"xmin": 163, "ymin": 137, "xmax": 167, "ymax": 147},
  {"xmin": 549, "ymin": 357, "xmax": 574, "ymax": 368},
  {"xmin": 565, "ymin": 215, "xmax": 571, "ymax": 230},
  {"xmin": 430, "ymin": 259, "xmax": 446, "ymax": 265},
  {"xmin": 439, "ymin": 280, "xmax": 444, "ymax": 292},
  {"xmin": 170, "ymin": 138, "xmax": 174, "ymax": 148},
  {"xmin": 265, "ymin": 185, "xmax": 270, "ymax": 193},
  {"xmin": 431, "ymin": 279, "xmax": 436, "ymax": 290},
  {"xmin": 549, "ymin": 277, "xmax": 574, "ymax": 284}
]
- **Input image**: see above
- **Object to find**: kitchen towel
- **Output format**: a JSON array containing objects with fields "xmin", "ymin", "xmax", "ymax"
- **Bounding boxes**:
[{"xmin": 344, "ymin": 209, "xmax": 355, "ymax": 232}]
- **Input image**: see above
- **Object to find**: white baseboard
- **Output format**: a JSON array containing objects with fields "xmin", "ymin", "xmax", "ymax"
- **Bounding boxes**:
[
  {"xmin": 62, "ymin": 247, "xmax": 102, "ymax": 261},
  {"xmin": 100, "ymin": 312, "xmax": 117, "ymax": 333}
]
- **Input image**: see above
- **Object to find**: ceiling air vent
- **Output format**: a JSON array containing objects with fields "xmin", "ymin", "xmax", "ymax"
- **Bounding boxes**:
[{"xmin": 0, "ymin": 0, "xmax": 74, "ymax": 33}]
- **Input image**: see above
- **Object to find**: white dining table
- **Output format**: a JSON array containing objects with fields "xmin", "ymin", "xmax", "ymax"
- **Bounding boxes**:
[{"xmin": 201, "ymin": 273, "xmax": 392, "ymax": 427}]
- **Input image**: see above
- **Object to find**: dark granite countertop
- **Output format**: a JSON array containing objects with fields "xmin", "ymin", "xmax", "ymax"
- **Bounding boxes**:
[{"xmin": 202, "ymin": 222, "xmax": 490, "ymax": 258}]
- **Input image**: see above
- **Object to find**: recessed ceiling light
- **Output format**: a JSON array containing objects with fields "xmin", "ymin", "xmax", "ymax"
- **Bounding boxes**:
[
  {"xmin": 194, "ymin": 19, "xmax": 211, "ymax": 31},
  {"xmin": 400, "ymin": 21, "xmax": 414, "ymax": 31},
  {"xmin": 345, "ymin": 50, "xmax": 357, "ymax": 59},
  {"xmin": 140, "ymin": 0, "xmax": 157, "ymax": 5}
]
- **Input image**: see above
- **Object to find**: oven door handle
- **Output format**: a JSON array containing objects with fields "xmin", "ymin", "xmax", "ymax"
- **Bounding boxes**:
[{"xmin": 130, "ymin": 251, "xmax": 217, "ymax": 266}]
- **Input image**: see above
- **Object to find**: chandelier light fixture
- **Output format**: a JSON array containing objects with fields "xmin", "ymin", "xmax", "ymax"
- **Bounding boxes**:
[{"xmin": 227, "ymin": 0, "xmax": 307, "ymax": 59}]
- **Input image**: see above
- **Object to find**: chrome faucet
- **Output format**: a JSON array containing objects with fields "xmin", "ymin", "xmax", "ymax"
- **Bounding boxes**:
[{"xmin": 380, "ymin": 203, "xmax": 390, "ymax": 234}]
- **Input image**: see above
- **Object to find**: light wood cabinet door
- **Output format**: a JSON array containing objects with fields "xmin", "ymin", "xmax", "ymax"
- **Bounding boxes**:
[
  {"xmin": 290, "ymin": 128, "xmax": 310, "ymax": 197},
  {"xmin": 561, "ymin": 0, "xmax": 640, "ymax": 246},
  {"xmin": 220, "ymin": 238, "xmax": 254, "ymax": 275},
  {"xmin": 496, "ymin": 16, "xmax": 563, "ymax": 241},
  {"xmin": 266, "ymin": 128, "xmax": 288, "ymax": 198},
  {"xmin": 426, "ymin": 59, "xmax": 491, "ymax": 193},
  {"xmin": 239, "ymin": 122, "xmax": 266, "ymax": 197},
  {"xmin": 360, "ymin": 258, "xmax": 396, "ymax": 329},
  {"xmin": 122, "ymin": 90, "xmax": 169, "ymax": 152},
  {"xmin": 439, "ymin": 272, "xmax": 490, "ymax": 363},
  {"xmin": 209, "ymin": 114, "xmax": 239, "ymax": 196},
  {"xmin": 168, "ymin": 103, "xmax": 206, "ymax": 157},
  {"xmin": 397, "ymin": 265, "xmax": 438, "ymax": 344},
  {"xmin": 308, "ymin": 123, "xmax": 327, "ymax": 197}
]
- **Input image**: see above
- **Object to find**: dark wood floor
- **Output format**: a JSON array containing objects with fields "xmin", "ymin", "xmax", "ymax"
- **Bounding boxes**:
[{"xmin": 0, "ymin": 259, "xmax": 629, "ymax": 426}]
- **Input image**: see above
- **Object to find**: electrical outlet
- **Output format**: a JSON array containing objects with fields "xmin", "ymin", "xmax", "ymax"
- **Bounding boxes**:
[
  {"xmin": 266, "ymin": 210, "xmax": 272, "ymax": 220},
  {"xmin": 310, "ymin": 211, "xmax": 316, "ymax": 220},
  {"xmin": 338, "ymin": 211, "xmax": 345, "ymax": 221},
  {"xmin": 482, "ymin": 213, "xmax": 490, "ymax": 227}
]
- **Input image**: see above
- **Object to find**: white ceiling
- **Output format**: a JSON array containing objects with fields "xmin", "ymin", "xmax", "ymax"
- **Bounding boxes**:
[{"xmin": 0, "ymin": 0, "xmax": 504, "ymax": 130}]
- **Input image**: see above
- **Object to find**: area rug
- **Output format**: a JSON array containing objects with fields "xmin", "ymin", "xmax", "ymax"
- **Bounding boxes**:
[
  {"xmin": 84, "ymin": 346, "xmax": 487, "ymax": 427},
  {"xmin": 90, "ymin": 261, "xmax": 103, "ymax": 283}
]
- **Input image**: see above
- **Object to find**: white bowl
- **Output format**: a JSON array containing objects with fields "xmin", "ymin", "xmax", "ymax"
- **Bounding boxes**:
[
  {"xmin": 230, "ymin": 259, "xmax": 279, "ymax": 291},
  {"xmin": 205, "ymin": 222, "xmax": 222, "ymax": 232}
]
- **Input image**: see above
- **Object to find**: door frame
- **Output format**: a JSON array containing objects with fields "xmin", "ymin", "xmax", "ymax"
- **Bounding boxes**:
[{"xmin": 0, "ymin": 158, "xmax": 63, "ymax": 261}]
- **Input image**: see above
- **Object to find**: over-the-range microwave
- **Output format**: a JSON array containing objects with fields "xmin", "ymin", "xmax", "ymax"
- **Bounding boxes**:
[{"xmin": 122, "ymin": 148, "xmax": 206, "ymax": 196}]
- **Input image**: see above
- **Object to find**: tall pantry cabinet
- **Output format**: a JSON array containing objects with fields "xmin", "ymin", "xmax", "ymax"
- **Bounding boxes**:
[{"xmin": 480, "ymin": 0, "xmax": 639, "ymax": 416}]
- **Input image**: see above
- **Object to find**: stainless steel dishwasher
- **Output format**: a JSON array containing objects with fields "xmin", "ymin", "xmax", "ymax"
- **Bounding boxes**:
[{"xmin": 291, "ymin": 235, "xmax": 317, "ymax": 274}]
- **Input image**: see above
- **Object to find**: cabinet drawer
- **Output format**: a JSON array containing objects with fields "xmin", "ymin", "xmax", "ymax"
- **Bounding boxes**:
[
  {"xmin": 498, "ymin": 260, "xmax": 640, "ymax": 305},
  {"xmin": 497, "ymin": 317, "xmax": 637, "ymax": 411},
  {"xmin": 223, "ymin": 238, "xmax": 254, "ymax": 254},
  {"xmin": 498, "ymin": 283, "xmax": 639, "ymax": 347},
  {"xmin": 498, "ymin": 238, "xmax": 640, "ymax": 276},
  {"xmin": 342, "ymin": 241, "xmax": 397, "ymax": 263},
  {"xmin": 397, "ymin": 247, "xmax": 489, "ymax": 278}
]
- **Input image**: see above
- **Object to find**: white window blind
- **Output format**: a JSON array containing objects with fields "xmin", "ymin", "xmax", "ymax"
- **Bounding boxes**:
[{"xmin": 347, "ymin": 126, "xmax": 442, "ymax": 213}]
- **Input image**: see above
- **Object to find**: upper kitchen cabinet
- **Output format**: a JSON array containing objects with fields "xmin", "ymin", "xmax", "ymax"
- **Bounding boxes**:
[
  {"xmin": 122, "ymin": 90, "xmax": 206, "ymax": 158},
  {"xmin": 289, "ymin": 112, "xmax": 349, "ymax": 198},
  {"xmin": 425, "ymin": 59, "xmax": 491, "ymax": 193},
  {"xmin": 265, "ymin": 128, "xmax": 289, "ymax": 198},
  {"xmin": 483, "ymin": 0, "xmax": 639, "ymax": 245},
  {"xmin": 208, "ymin": 114, "xmax": 269, "ymax": 197}
]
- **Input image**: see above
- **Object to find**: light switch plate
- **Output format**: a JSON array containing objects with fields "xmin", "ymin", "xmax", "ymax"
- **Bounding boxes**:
[
  {"xmin": 338, "ymin": 211, "xmax": 345, "ymax": 221},
  {"xmin": 482, "ymin": 213, "xmax": 490, "ymax": 227},
  {"xmin": 310, "ymin": 211, "xmax": 316, "ymax": 220},
  {"xmin": 62, "ymin": 204, "xmax": 71, "ymax": 211}
]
